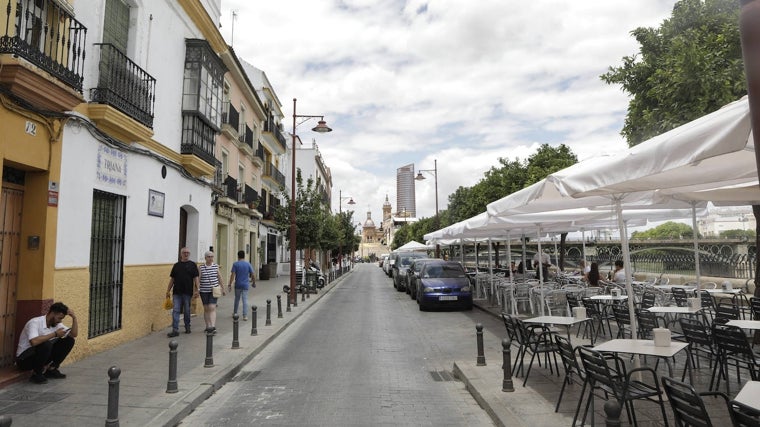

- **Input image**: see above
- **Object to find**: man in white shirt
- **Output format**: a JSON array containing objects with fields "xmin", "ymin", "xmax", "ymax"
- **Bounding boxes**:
[
  {"xmin": 16, "ymin": 302, "xmax": 78, "ymax": 384},
  {"xmin": 612, "ymin": 260, "xmax": 626, "ymax": 284}
]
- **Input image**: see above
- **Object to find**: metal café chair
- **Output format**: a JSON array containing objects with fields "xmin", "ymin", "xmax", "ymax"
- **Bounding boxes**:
[
  {"xmin": 728, "ymin": 399, "xmax": 760, "ymax": 427},
  {"xmin": 502, "ymin": 313, "xmax": 559, "ymax": 386},
  {"xmin": 711, "ymin": 323, "xmax": 760, "ymax": 394},
  {"xmin": 660, "ymin": 376, "xmax": 730, "ymax": 427},
  {"xmin": 577, "ymin": 346, "xmax": 669, "ymax": 427},
  {"xmin": 678, "ymin": 317, "xmax": 719, "ymax": 387},
  {"xmin": 554, "ymin": 335, "xmax": 587, "ymax": 424},
  {"xmin": 672, "ymin": 287, "xmax": 689, "ymax": 307}
]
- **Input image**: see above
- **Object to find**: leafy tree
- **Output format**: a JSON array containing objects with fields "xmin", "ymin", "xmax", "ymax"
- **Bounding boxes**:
[
  {"xmin": 276, "ymin": 169, "xmax": 329, "ymax": 256},
  {"xmin": 719, "ymin": 229, "xmax": 756, "ymax": 239},
  {"xmin": 630, "ymin": 221, "xmax": 695, "ymax": 239},
  {"xmin": 601, "ymin": 0, "xmax": 745, "ymax": 146}
]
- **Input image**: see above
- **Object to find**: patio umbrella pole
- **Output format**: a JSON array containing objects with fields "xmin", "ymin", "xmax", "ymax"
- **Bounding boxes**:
[
  {"xmin": 616, "ymin": 198, "xmax": 641, "ymax": 372},
  {"xmin": 690, "ymin": 201, "xmax": 702, "ymax": 287},
  {"xmin": 537, "ymin": 225, "xmax": 545, "ymax": 317}
]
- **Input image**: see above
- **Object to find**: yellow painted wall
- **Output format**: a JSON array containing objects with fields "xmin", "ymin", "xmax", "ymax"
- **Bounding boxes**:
[{"xmin": 53, "ymin": 263, "xmax": 179, "ymax": 363}]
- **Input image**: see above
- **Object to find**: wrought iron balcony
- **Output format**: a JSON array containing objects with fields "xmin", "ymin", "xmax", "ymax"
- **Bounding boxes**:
[
  {"xmin": 180, "ymin": 113, "xmax": 217, "ymax": 167},
  {"xmin": 91, "ymin": 43, "xmax": 156, "ymax": 128},
  {"xmin": 239, "ymin": 124, "xmax": 254, "ymax": 149},
  {"xmin": 254, "ymin": 143, "xmax": 265, "ymax": 163},
  {"xmin": 264, "ymin": 163, "xmax": 286, "ymax": 187},
  {"xmin": 223, "ymin": 175, "xmax": 238, "ymax": 200},
  {"xmin": 223, "ymin": 103, "xmax": 239, "ymax": 131},
  {"xmin": 0, "ymin": 0, "xmax": 87, "ymax": 92},
  {"xmin": 264, "ymin": 119, "xmax": 287, "ymax": 151},
  {"xmin": 243, "ymin": 184, "xmax": 259, "ymax": 205}
]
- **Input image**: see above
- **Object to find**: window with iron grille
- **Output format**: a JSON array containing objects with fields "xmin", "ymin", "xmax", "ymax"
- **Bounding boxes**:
[{"xmin": 88, "ymin": 189, "xmax": 125, "ymax": 338}]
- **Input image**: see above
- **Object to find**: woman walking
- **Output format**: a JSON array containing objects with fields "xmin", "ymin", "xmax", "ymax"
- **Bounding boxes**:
[{"xmin": 199, "ymin": 251, "xmax": 225, "ymax": 333}]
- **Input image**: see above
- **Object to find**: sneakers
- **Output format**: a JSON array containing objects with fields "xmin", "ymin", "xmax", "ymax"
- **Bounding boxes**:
[
  {"xmin": 205, "ymin": 327, "xmax": 217, "ymax": 335},
  {"xmin": 44, "ymin": 369, "xmax": 66, "ymax": 379},
  {"xmin": 242, "ymin": 316, "xmax": 248, "ymax": 321},
  {"xmin": 29, "ymin": 373, "xmax": 48, "ymax": 384},
  {"xmin": 167, "ymin": 330, "xmax": 179, "ymax": 338}
]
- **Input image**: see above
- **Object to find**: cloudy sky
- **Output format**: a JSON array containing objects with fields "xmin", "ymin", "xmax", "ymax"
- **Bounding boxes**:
[{"xmin": 218, "ymin": 0, "xmax": 679, "ymax": 229}]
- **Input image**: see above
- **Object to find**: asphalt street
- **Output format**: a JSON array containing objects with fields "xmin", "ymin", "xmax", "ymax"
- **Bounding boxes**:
[{"xmin": 179, "ymin": 263, "xmax": 497, "ymax": 426}]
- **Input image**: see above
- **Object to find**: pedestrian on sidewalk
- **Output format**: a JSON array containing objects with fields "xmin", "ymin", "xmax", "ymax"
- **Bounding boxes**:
[
  {"xmin": 15, "ymin": 302, "xmax": 78, "ymax": 384},
  {"xmin": 166, "ymin": 247, "xmax": 200, "ymax": 337},
  {"xmin": 199, "ymin": 250, "xmax": 225, "ymax": 334},
  {"xmin": 229, "ymin": 250, "xmax": 255, "ymax": 321}
]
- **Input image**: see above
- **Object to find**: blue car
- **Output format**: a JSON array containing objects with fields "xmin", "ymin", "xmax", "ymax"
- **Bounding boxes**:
[{"xmin": 416, "ymin": 260, "xmax": 473, "ymax": 311}]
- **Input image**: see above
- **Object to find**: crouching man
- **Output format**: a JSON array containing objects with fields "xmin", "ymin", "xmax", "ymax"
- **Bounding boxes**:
[{"xmin": 16, "ymin": 302, "xmax": 78, "ymax": 384}]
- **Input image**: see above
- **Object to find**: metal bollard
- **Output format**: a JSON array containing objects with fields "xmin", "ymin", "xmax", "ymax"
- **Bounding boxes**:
[
  {"xmin": 501, "ymin": 338, "xmax": 514, "ymax": 392},
  {"xmin": 266, "ymin": 299, "xmax": 272, "ymax": 326},
  {"xmin": 286, "ymin": 294, "xmax": 291, "ymax": 312},
  {"xmin": 0, "ymin": 415, "xmax": 11, "ymax": 427},
  {"xmin": 251, "ymin": 305, "xmax": 258, "ymax": 336},
  {"xmin": 232, "ymin": 314, "xmax": 240, "ymax": 349},
  {"xmin": 476, "ymin": 323, "xmax": 486, "ymax": 366},
  {"xmin": 301, "ymin": 288, "xmax": 305, "ymax": 302},
  {"xmin": 106, "ymin": 366, "xmax": 121, "ymax": 426},
  {"xmin": 204, "ymin": 329, "xmax": 214, "ymax": 367},
  {"xmin": 604, "ymin": 400, "xmax": 622, "ymax": 426},
  {"xmin": 306, "ymin": 287, "xmax": 310, "ymax": 299},
  {"xmin": 166, "ymin": 340, "xmax": 178, "ymax": 393},
  {"xmin": 277, "ymin": 295, "xmax": 283, "ymax": 318}
]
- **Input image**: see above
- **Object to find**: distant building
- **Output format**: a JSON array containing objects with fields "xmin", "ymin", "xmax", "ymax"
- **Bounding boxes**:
[
  {"xmin": 698, "ymin": 207, "xmax": 756, "ymax": 237},
  {"xmin": 396, "ymin": 164, "xmax": 416, "ymax": 218}
]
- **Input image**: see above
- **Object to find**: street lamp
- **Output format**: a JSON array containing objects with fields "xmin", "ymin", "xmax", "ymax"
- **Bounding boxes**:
[
  {"xmin": 416, "ymin": 159, "xmax": 439, "ymax": 257},
  {"xmin": 338, "ymin": 190, "xmax": 355, "ymax": 273},
  {"xmin": 290, "ymin": 98, "xmax": 332, "ymax": 306}
]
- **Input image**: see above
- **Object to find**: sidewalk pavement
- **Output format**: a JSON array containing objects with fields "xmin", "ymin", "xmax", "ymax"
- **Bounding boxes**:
[{"xmin": 0, "ymin": 272, "xmax": 349, "ymax": 427}]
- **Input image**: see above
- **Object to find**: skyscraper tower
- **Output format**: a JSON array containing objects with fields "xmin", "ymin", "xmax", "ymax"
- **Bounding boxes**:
[{"xmin": 396, "ymin": 164, "xmax": 416, "ymax": 217}]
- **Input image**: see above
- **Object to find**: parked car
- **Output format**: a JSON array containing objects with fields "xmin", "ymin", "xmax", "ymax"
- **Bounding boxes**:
[
  {"xmin": 393, "ymin": 252, "xmax": 429, "ymax": 291},
  {"xmin": 379, "ymin": 254, "xmax": 389, "ymax": 268},
  {"xmin": 407, "ymin": 258, "xmax": 438, "ymax": 300},
  {"xmin": 384, "ymin": 252, "xmax": 398, "ymax": 277},
  {"xmin": 416, "ymin": 260, "xmax": 473, "ymax": 311}
]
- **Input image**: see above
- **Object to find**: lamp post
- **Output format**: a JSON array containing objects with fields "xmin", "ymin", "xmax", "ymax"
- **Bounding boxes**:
[
  {"xmin": 338, "ymin": 190, "xmax": 355, "ymax": 273},
  {"xmin": 290, "ymin": 98, "xmax": 332, "ymax": 305},
  {"xmin": 416, "ymin": 159, "xmax": 439, "ymax": 257}
]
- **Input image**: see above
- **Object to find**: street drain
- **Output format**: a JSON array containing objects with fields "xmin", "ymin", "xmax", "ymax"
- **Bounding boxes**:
[{"xmin": 429, "ymin": 370, "xmax": 457, "ymax": 382}]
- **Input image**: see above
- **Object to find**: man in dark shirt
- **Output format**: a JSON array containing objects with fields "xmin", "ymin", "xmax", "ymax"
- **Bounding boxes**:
[{"xmin": 165, "ymin": 247, "xmax": 199, "ymax": 337}]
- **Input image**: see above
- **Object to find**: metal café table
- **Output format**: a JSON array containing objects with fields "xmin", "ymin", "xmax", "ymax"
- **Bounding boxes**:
[
  {"xmin": 726, "ymin": 319, "xmax": 760, "ymax": 330},
  {"xmin": 523, "ymin": 315, "xmax": 591, "ymax": 343},
  {"xmin": 703, "ymin": 288, "xmax": 744, "ymax": 295},
  {"xmin": 588, "ymin": 295, "xmax": 628, "ymax": 302},
  {"xmin": 645, "ymin": 306, "xmax": 703, "ymax": 315},
  {"xmin": 734, "ymin": 381, "xmax": 760, "ymax": 411},
  {"xmin": 652, "ymin": 285, "xmax": 697, "ymax": 292},
  {"xmin": 592, "ymin": 339, "xmax": 689, "ymax": 377}
]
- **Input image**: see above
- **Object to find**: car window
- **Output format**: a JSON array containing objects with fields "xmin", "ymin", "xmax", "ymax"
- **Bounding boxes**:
[{"xmin": 441, "ymin": 264, "xmax": 466, "ymax": 278}]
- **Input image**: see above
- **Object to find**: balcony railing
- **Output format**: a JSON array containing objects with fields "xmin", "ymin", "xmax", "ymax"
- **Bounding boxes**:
[
  {"xmin": 264, "ymin": 163, "xmax": 286, "ymax": 187},
  {"xmin": 180, "ymin": 113, "xmax": 216, "ymax": 167},
  {"xmin": 223, "ymin": 103, "xmax": 239, "ymax": 131},
  {"xmin": 243, "ymin": 184, "xmax": 259, "ymax": 205},
  {"xmin": 264, "ymin": 119, "xmax": 287, "ymax": 151},
  {"xmin": 0, "ymin": 0, "xmax": 87, "ymax": 92},
  {"xmin": 91, "ymin": 43, "xmax": 156, "ymax": 128},
  {"xmin": 223, "ymin": 175, "xmax": 238, "ymax": 200},
  {"xmin": 254, "ymin": 142, "xmax": 265, "ymax": 162},
  {"xmin": 213, "ymin": 160, "xmax": 223, "ymax": 190},
  {"xmin": 242, "ymin": 124, "xmax": 254, "ymax": 149}
]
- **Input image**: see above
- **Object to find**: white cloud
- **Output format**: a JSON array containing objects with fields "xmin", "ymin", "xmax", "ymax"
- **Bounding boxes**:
[{"xmin": 220, "ymin": 0, "xmax": 678, "ymax": 225}]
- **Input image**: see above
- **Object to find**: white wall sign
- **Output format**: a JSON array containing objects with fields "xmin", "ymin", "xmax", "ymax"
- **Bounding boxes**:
[{"xmin": 96, "ymin": 144, "xmax": 127, "ymax": 189}]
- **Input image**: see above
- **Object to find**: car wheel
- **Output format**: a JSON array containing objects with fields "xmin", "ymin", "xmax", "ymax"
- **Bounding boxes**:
[{"xmin": 418, "ymin": 302, "xmax": 426, "ymax": 311}]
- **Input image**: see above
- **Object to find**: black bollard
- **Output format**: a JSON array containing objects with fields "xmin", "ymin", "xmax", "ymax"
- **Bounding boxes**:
[
  {"xmin": 251, "ymin": 305, "xmax": 258, "ymax": 336},
  {"xmin": 277, "ymin": 295, "xmax": 283, "ymax": 318},
  {"xmin": 106, "ymin": 366, "xmax": 121, "ymax": 427},
  {"xmin": 266, "ymin": 299, "xmax": 272, "ymax": 326},
  {"xmin": 306, "ymin": 287, "xmax": 310, "ymax": 299},
  {"xmin": 501, "ymin": 338, "xmax": 514, "ymax": 392},
  {"xmin": 301, "ymin": 288, "xmax": 305, "ymax": 302},
  {"xmin": 476, "ymin": 323, "xmax": 486, "ymax": 366},
  {"xmin": 286, "ymin": 294, "xmax": 291, "ymax": 312},
  {"xmin": 0, "ymin": 415, "xmax": 11, "ymax": 427},
  {"xmin": 204, "ymin": 329, "xmax": 214, "ymax": 367},
  {"xmin": 232, "ymin": 314, "xmax": 240, "ymax": 349},
  {"xmin": 604, "ymin": 400, "xmax": 622, "ymax": 426},
  {"xmin": 166, "ymin": 340, "xmax": 178, "ymax": 393}
]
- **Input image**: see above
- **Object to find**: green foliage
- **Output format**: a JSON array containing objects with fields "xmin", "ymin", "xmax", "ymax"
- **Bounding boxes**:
[
  {"xmin": 719, "ymin": 229, "xmax": 756, "ymax": 239},
  {"xmin": 631, "ymin": 221, "xmax": 695, "ymax": 239},
  {"xmin": 601, "ymin": 0, "xmax": 745, "ymax": 146},
  {"xmin": 395, "ymin": 144, "xmax": 577, "ymax": 249}
]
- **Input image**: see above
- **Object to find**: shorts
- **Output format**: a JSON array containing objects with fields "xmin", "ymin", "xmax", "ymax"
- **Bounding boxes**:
[{"xmin": 200, "ymin": 292, "xmax": 218, "ymax": 305}]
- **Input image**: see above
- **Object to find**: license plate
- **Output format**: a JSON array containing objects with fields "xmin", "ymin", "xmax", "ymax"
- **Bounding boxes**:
[{"xmin": 439, "ymin": 296, "xmax": 458, "ymax": 301}]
